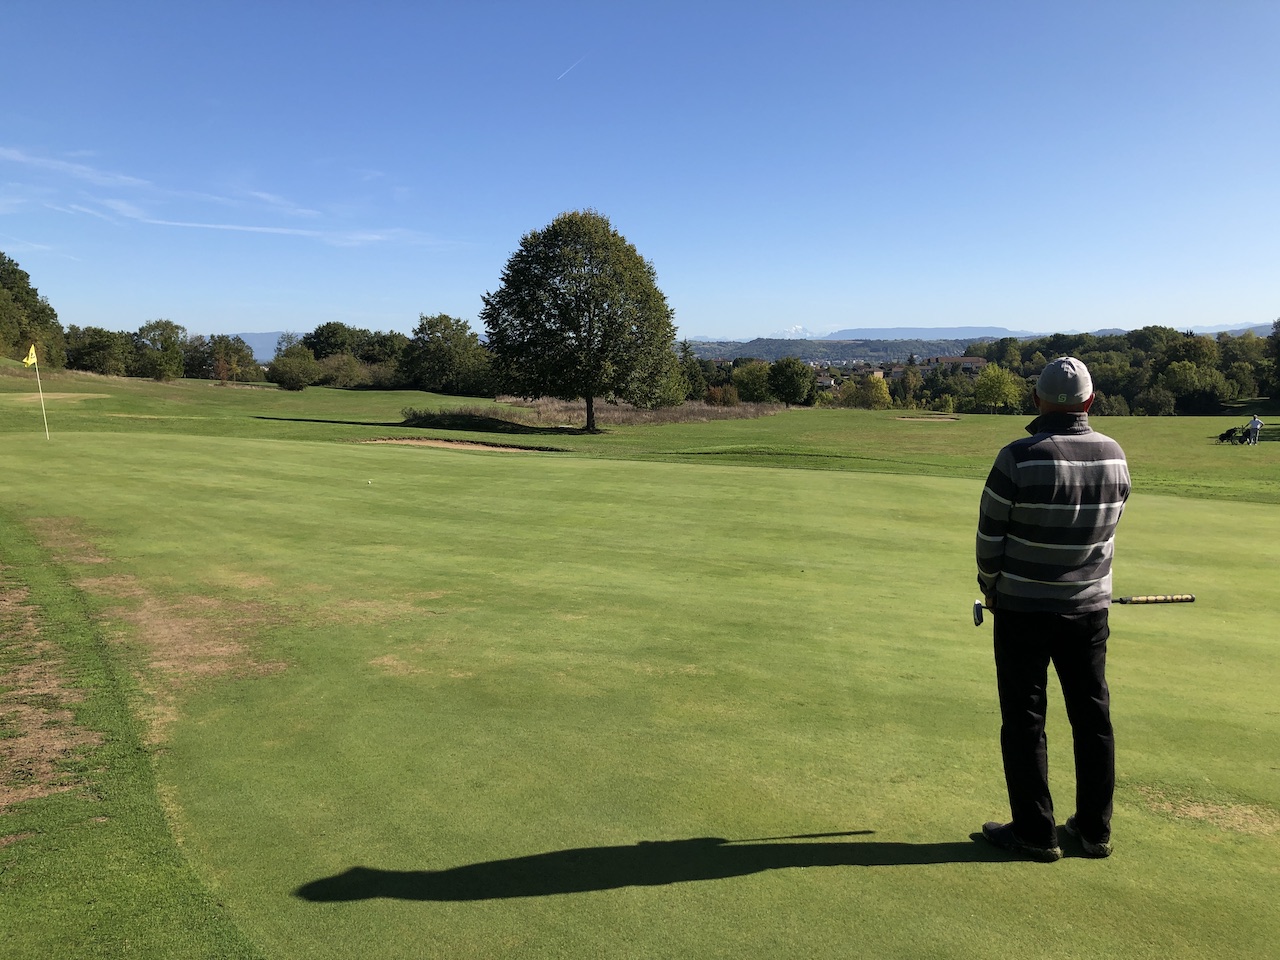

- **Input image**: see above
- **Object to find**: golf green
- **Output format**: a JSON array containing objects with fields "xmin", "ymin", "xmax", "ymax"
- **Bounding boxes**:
[{"xmin": 1, "ymin": 378, "xmax": 1277, "ymax": 958}]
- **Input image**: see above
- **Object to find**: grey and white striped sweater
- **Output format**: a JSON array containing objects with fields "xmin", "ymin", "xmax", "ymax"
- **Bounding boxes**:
[{"xmin": 976, "ymin": 412, "xmax": 1131, "ymax": 614}]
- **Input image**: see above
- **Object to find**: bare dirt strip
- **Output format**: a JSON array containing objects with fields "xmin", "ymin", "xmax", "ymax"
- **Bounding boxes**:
[
  {"xmin": 366, "ymin": 438, "xmax": 539, "ymax": 452},
  {"xmin": 4, "ymin": 393, "xmax": 110, "ymax": 403},
  {"xmin": 0, "ymin": 579, "xmax": 102, "ymax": 813}
]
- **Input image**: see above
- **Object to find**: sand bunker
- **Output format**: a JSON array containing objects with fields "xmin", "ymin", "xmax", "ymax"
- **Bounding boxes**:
[{"xmin": 367, "ymin": 439, "xmax": 538, "ymax": 452}]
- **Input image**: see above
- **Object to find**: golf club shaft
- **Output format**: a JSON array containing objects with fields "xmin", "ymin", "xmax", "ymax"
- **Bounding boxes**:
[{"xmin": 973, "ymin": 594, "xmax": 1194, "ymax": 625}]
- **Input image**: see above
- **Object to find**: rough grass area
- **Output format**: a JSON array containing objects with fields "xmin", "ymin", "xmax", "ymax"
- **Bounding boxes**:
[{"xmin": 402, "ymin": 395, "xmax": 786, "ymax": 430}]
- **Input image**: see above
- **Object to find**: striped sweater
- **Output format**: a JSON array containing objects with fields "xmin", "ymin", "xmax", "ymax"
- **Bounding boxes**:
[{"xmin": 977, "ymin": 412, "xmax": 1131, "ymax": 614}]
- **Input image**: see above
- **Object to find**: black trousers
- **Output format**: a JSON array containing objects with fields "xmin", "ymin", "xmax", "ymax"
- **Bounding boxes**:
[{"xmin": 993, "ymin": 608, "xmax": 1114, "ymax": 848}]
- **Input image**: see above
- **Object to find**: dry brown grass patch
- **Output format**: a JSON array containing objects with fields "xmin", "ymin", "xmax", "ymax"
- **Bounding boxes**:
[
  {"xmin": 372, "ymin": 438, "xmax": 538, "ymax": 452},
  {"xmin": 1137, "ymin": 784, "xmax": 1279, "ymax": 836},
  {"xmin": 318, "ymin": 593, "xmax": 451, "ymax": 626},
  {"xmin": 1, "ymin": 583, "xmax": 103, "ymax": 813},
  {"xmin": 78, "ymin": 574, "xmax": 287, "ymax": 743},
  {"xmin": 6, "ymin": 392, "xmax": 109, "ymax": 404},
  {"xmin": 24, "ymin": 517, "xmax": 110, "ymax": 565},
  {"xmin": 332, "ymin": 599, "xmax": 430, "ymax": 623},
  {"xmin": 369, "ymin": 655, "xmax": 424, "ymax": 676}
]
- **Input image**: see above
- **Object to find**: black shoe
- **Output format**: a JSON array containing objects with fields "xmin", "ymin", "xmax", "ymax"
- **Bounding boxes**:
[
  {"xmin": 1064, "ymin": 815, "xmax": 1113, "ymax": 858},
  {"xmin": 980, "ymin": 821, "xmax": 1062, "ymax": 862}
]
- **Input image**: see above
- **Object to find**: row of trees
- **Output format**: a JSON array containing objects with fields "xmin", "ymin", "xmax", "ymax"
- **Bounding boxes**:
[
  {"xmin": 6, "ymin": 236, "xmax": 1278, "ymax": 418},
  {"xmin": 962, "ymin": 327, "xmax": 1277, "ymax": 416},
  {"xmin": 60, "ymin": 321, "xmax": 262, "ymax": 382}
]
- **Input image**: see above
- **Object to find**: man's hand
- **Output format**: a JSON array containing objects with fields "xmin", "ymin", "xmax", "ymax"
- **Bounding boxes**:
[{"xmin": 984, "ymin": 594, "xmax": 997, "ymax": 611}]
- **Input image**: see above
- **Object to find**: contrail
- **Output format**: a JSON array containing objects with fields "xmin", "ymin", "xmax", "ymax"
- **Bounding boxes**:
[{"xmin": 557, "ymin": 55, "xmax": 586, "ymax": 81}]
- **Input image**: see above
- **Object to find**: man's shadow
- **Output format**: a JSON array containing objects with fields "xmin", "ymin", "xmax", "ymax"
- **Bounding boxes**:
[{"xmin": 294, "ymin": 831, "xmax": 1020, "ymax": 902}]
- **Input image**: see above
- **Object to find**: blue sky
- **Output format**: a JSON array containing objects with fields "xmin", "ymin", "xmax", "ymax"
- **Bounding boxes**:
[{"xmin": 3, "ymin": 1, "xmax": 1277, "ymax": 342}]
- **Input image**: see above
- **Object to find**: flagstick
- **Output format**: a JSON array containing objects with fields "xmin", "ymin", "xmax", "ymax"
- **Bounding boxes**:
[{"xmin": 33, "ymin": 359, "xmax": 50, "ymax": 440}]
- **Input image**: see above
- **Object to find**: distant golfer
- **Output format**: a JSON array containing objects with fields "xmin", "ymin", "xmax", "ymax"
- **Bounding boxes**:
[
  {"xmin": 1246, "ymin": 415, "xmax": 1263, "ymax": 445},
  {"xmin": 975, "ymin": 357, "xmax": 1131, "ymax": 861}
]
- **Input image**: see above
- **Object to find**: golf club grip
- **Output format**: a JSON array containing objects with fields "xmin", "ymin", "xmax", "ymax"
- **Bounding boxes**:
[{"xmin": 1114, "ymin": 594, "xmax": 1195, "ymax": 604}]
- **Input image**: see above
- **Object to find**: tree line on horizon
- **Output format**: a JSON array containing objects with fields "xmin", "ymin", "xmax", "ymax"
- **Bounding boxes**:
[{"xmin": 5, "ymin": 242, "xmax": 1278, "ymax": 418}]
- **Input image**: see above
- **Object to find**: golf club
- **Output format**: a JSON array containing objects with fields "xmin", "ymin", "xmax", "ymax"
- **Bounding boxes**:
[{"xmin": 973, "ymin": 594, "xmax": 1194, "ymax": 625}]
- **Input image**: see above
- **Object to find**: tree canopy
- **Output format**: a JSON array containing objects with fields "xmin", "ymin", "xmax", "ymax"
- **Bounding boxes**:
[
  {"xmin": 481, "ymin": 210, "xmax": 677, "ymax": 431},
  {"xmin": 133, "ymin": 319, "xmax": 187, "ymax": 381},
  {"xmin": 972, "ymin": 363, "xmax": 1025, "ymax": 413},
  {"xmin": 768, "ymin": 356, "xmax": 817, "ymax": 407},
  {"xmin": 1, "ymin": 251, "xmax": 66, "ymax": 367},
  {"xmin": 399, "ymin": 313, "xmax": 491, "ymax": 395}
]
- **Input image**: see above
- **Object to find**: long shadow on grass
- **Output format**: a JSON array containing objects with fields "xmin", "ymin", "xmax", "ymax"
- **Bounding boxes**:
[
  {"xmin": 294, "ymin": 832, "xmax": 1023, "ymax": 902},
  {"xmin": 253, "ymin": 414, "xmax": 587, "ymax": 436}
]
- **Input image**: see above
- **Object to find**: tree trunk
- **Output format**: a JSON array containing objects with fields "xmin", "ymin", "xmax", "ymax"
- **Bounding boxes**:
[{"xmin": 585, "ymin": 395, "xmax": 596, "ymax": 432}]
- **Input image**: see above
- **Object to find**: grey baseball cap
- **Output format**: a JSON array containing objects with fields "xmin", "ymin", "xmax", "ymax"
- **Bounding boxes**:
[{"xmin": 1036, "ymin": 357, "xmax": 1093, "ymax": 405}]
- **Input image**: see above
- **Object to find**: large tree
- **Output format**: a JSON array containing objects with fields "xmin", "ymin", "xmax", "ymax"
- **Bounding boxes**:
[
  {"xmin": 480, "ymin": 210, "xmax": 677, "ymax": 431},
  {"xmin": 133, "ymin": 319, "xmax": 187, "ymax": 380},
  {"xmin": 767, "ymin": 356, "xmax": 816, "ymax": 407},
  {"xmin": 209, "ymin": 334, "xmax": 260, "ymax": 382},
  {"xmin": 399, "ymin": 313, "xmax": 491, "ymax": 395},
  {"xmin": 731, "ymin": 360, "xmax": 774, "ymax": 402},
  {"xmin": 302, "ymin": 321, "xmax": 364, "ymax": 360},
  {"xmin": 973, "ymin": 363, "xmax": 1026, "ymax": 413}
]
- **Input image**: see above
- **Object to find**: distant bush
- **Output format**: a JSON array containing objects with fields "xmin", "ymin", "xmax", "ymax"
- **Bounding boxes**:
[
  {"xmin": 705, "ymin": 385, "xmax": 740, "ymax": 406},
  {"xmin": 364, "ymin": 360, "xmax": 403, "ymax": 389},
  {"xmin": 267, "ymin": 345, "xmax": 321, "ymax": 391},
  {"xmin": 315, "ymin": 352, "xmax": 370, "ymax": 388}
]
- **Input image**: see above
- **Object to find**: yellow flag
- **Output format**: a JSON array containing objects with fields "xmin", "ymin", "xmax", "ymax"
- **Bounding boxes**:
[{"xmin": 22, "ymin": 344, "xmax": 37, "ymax": 367}]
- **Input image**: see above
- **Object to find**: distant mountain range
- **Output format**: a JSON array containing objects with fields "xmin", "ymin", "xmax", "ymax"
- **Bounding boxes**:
[
  {"xmin": 821, "ymin": 326, "xmax": 1040, "ymax": 340},
  {"xmin": 688, "ymin": 323, "xmax": 1272, "ymax": 343},
  {"xmin": 233, "ymin": 332, "xmax": 285, "ymax": 363}
]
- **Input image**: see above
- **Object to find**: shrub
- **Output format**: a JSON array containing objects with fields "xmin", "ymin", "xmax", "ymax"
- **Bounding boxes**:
[{"xmin": 705, "ymin": 384, "xmax": 740, "ymax": 406}]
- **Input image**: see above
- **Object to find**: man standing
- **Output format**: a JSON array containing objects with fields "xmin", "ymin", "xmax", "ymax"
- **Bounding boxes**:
[
  {"xmin": 1246, "ymin": 415, "xmax": 1263, "ymax": 445},
  {"xmin": 976, "ymin": 357, "xmax": 1131, "ymax": 862}
]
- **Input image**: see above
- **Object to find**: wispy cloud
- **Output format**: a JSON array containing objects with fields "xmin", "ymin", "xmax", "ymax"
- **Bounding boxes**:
[
  {"xmin": 99, "ymin": 198, "xmax": 151, "ymax": 220},
  {"xmin": 1, "ymin": 145, "xmax": 438, "ymax": 248},
  {"xmin": 0, "ymin": 231, "xmax": 58, "ymax": 255},
  {"xmin": 46, "ymin": 202, "xmax": 116, "ymax": 221},
  {"xmin": 0, "ymin": 146, "xmax": 152, "ymax": 188},
  {"xmin": 98, "ymin": 197, "xmax": 426, "ymax": 247},
  {"xmin": 243, "ymin": 190, "xmax": 322, "ymax": 218}
]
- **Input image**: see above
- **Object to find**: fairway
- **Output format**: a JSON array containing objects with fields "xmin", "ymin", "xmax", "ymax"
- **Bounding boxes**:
[{"xmin": 2, "ymin": 373, "xmax": 1278, "ymax": 959}]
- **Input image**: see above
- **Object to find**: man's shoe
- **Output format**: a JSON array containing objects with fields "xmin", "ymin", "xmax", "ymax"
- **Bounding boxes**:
[
  {"xmin": 1064, "ymin": 815, "xmax": 1113, "ymax": 858},
  {"xmin": 980, "ymin": 821, "xmax": 1062, "ymax": 862}
]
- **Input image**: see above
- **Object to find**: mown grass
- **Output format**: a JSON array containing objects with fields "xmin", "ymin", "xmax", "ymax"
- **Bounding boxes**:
[
  {"xmin": 3, "ymin": 367, "xmax": 1278, "ymax": 501},
  {"xmin": 1, "ymin": 367, "xmax": 1277, "ymax": 958},
  {"xmin": 0, "ymin": 518, "xmax": 262, "ymax": 959}
]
